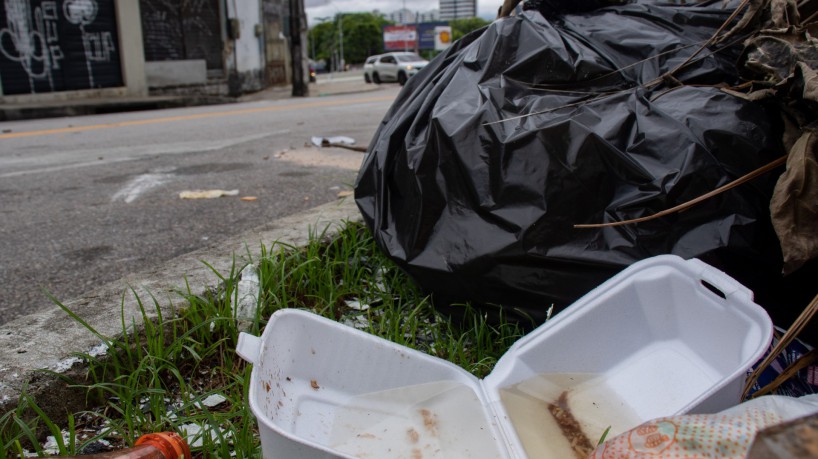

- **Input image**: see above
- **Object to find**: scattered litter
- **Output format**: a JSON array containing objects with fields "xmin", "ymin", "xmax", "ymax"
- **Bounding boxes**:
[
  {"xmin": 337, "ymin": 190, "xmax": 353, "ymax": 198},
  {"xmin": 179, "ymin": 189, "xmax": 239, "ymax": 199},
  {"xmin": 240, "ymin": 196, "xmax": 258, "ymax": 202},
  {"xmin": 311, "ymin": 136, "xmax": 368, "ymax": 152},
  {"xmin": 41, "ymin": 431, "xmax": 72, "ymax": 455},
  {"xmin": 590, "ymin": 394, "xmax": 818, "ymax": 458},
  {"xmin": 311, "ymin": 136, "xmax": 356, "ymax": 147},
  {"xmin": 341, "ymin": 315, "xmax": 370, "ymax": 330},
  {"xmin": 344, "ymin": 299, "xmax": 369, "ymax": 311},
  {"xmin": 200, "ymin": 394, "xmax": 227, "ymax": 408},
  {"xmin": 50, "ymin": 341, "xmax": 109, "ymax": 373},
  {"xmin": 274, "ymin": 151, "xmax": 287, "ymax": 158},
  {"xmin": 235, "ymin": 264, "xmax": 260, "ymax": 331},
  {"xmin": 178, "ymin": 422, "xmax": 229, "ymax": 448}
]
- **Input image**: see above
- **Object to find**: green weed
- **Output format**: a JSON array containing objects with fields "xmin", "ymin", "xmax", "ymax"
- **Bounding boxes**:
[{"xmin": 0, "ymin": 222, "xmax": 526, "ymax": 457}]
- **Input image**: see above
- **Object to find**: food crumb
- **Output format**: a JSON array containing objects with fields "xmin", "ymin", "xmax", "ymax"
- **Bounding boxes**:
[
  {"xmin": 420, "ymin": 409, "xmax": 439, "ymax": 437},
  {"xmin": 407, "ymin": 428, "xmax": 420, "ymax": 444},
  {"xmin": 310, "ymin": 379, "xmax": 320, "ymax": 390},
  {"xmin": 412, "ymin": 448, "xmax": 423, "ymax": 459}
]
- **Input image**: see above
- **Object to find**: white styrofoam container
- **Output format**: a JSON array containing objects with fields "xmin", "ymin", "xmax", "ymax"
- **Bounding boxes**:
[{"xmin": 236, "ymin": 255, "xmax": 773, "ymax": 459}]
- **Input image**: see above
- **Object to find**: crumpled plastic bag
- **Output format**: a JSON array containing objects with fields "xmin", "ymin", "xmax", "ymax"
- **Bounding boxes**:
[
  {"xmin": 589, "ymin": 394, "xmax": 818, "ymax": 458},
  {"xmin": 355, "ymin": 0, "xmax": 788, "ymax": 324}
]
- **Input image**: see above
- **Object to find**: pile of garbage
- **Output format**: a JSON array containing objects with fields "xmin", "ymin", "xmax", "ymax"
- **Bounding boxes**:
[{"xmin": 354, "ymin": 0, "xmax": 817, "ymax": 337}]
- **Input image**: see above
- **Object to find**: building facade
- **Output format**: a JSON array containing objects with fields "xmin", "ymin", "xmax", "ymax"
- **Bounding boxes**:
[
  {"xmin": 1, "ymin": 0, "xmax": 304, "ymax": 103},
  {"xmin": 439, "ymin": 0, "xmax": 476, "ymax": 19},
  {"xmin": 0, "ymin": 0, "xmax": 146, "ymax": 101},
  {"xmin": 384, "ymin": 8, "xmax": 440, "ymax": 25}
]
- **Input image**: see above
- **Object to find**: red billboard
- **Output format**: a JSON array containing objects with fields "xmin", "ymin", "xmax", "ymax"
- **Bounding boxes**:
[{"xmin": 383, "ymin": 25, "xmax": 417, "ymax": 51}]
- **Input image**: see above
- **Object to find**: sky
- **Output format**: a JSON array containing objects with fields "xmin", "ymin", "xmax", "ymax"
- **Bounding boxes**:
[{"xmin": 305, "ymin": 0, "xmax": 498, "ymax": 24}]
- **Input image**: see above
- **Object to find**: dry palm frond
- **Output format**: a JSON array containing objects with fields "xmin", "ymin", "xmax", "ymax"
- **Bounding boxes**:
[
  {"xmin": 742, "ymin": 292, "xmax": 818, "ymax": 399},
  {"xmin": 574, "ymin": 156, "xmax": 787, "ymax": 229}
]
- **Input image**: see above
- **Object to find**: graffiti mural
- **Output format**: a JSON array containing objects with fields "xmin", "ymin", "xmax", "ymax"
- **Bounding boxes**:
[
  {"xmin": 140, "ymin": 0, "xmax": 222, "ymax": 70},
  {"xmin": 0, "ymin": 0, "xmax": 122, "ymax": 95}
]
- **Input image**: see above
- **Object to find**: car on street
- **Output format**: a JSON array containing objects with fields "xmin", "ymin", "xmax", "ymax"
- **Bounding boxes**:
[{"xmin": 363, "ymin": 52, "xmax": 429, "ymax": 86}]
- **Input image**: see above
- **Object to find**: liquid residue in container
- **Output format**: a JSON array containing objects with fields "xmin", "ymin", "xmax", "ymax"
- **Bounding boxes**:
[
  {"xmin": 329, "ymin": 380, "xmax": 503, "ymax": 458},
  {"xmin": 499, "ymin": 373, "xmax": 642, "ymax": 459}
]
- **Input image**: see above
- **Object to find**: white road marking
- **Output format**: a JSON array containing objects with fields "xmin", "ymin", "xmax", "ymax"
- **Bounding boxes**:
[{"xmin": 111, "ymin": 172, "xmax": 174, "ymax": 203}]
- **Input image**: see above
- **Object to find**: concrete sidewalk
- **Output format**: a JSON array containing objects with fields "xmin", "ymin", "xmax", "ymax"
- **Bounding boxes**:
[
  {"xmin": 0, "ymin": 75, "xmax": 381, "ymax": 122},
  {"xmin": 0, "ymin": 75, "xmax": 383, "ymax": 420}
]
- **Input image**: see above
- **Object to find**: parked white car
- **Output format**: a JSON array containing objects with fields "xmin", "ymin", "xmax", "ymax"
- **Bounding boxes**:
[{"xmin": 363, "ymin": 52, "xmax": 429, "ymax": 85}]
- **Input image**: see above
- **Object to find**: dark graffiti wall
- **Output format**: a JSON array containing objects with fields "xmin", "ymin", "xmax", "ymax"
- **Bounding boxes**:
[
  {"xmin": 140, "ymin": 0, "xmax": 223, "ymax": 70},
  {"xmin": 0, "ymin": 0, "xmax": 123, "ymax": 95}
]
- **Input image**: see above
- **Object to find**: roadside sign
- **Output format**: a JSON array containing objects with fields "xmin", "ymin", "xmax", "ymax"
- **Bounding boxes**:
[
  {"xmin": 417, "ymin": 22, "xmax": 449, "ymax": 50},
  {"xmin": 383, "ymin": 25, "xmax": 417, "ymax": 50},
  {"xmin": 435, "ymin": 26, "xmax": 453, "ymax": 50}
]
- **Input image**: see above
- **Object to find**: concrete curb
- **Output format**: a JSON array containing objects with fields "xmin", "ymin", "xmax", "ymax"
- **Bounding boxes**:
[
  {"xmin": 0, "ymin": 78, "xmax": 381, "ymax": 122},
  {"xmin": 0, "ymin": 198, "xmax": 362, "ymax": 421}
]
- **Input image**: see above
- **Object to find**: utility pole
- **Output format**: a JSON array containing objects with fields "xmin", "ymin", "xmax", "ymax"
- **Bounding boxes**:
[
  {"xmin": 338, "ymin": 13, "xmax": 344, "ymax": 71},
  {"xmin": 289, "ymin": 0, "xmax": 308, "ymax": 97}
]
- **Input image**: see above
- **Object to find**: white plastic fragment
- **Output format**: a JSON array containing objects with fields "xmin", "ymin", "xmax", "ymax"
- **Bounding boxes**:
[
  {"xmin": 179, "ymin": 422, "xmax": 230, "ymax": 448},
  {"xmin": 311, "ymin": 136, "xmax": 356, "ymax": 147},
  {"xmin": 41, "ymin": 431, "xmax": 71, "ymax": 455},
  {"xmin": 341, "ymin": 315, "xmax": 370, "ymax": 331},
  {"xmin": 344, "ymin": 299, "xmax": 369, "ymax": 311},
  {"xmin": 50, "ymin": 341, "xmax": 110, "ymax": 373},
  {"xmin": 201, "ymin": 393, "xmax": 227, "ymax": 408},
  {"xmin": 235, "ymin": 264, "xmax": 260, "ymax": 331},
  {"xmin": 179, "ymin": 423, "xmax": 204, "ymax": 447}
]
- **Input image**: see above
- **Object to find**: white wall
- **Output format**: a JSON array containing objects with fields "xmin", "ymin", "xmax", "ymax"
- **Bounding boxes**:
[
  {"xmin": 115, "ymin": 0, "xmax": 147, "ymax": 95},
  {"xmin": 227, "ymin": 0, "xmax": 265, "ymax": 74}
]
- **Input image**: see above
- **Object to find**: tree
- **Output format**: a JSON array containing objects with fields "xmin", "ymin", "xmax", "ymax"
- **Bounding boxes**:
[
  {"xmin": 309, "ymin": 13, "xmax": 392, "ymax": 69},
  {"xmin": 341, "ymin": 13, "xmax": 392, "ymax": 64},
  {"xmin": 449, "ymin": 17, "xmax": 491, "ymax": 41}
]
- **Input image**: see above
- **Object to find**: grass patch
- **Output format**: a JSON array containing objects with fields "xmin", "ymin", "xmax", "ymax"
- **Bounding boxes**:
[{"xmin": 0, "ymin": 221, "xmax": 526, "ymax": 458}]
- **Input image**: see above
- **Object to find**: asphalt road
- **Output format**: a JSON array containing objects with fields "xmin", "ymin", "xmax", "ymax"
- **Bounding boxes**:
[{"xmin": 0, "ymin": 85, "xmax": 400, "ymax": 324}]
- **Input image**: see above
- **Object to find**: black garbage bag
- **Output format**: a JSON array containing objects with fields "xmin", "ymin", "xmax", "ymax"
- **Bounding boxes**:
[{"xmin": 354, "ymin": 1, "xmax": 788, "ymax": 325}]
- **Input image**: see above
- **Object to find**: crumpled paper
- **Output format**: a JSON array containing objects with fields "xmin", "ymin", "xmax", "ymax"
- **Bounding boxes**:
[
  {"xmin": 179, "ymin": 189, "xmax": 239, "ymax": 199},
  {"xmin": 589, "ymin": 394, "xmax": 818, "ymax": 459}
]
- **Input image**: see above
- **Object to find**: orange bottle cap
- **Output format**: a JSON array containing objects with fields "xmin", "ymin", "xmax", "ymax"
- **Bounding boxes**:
[{"xmin": 134, "ymin": 432, "xmax": 191, "ymax": 459}]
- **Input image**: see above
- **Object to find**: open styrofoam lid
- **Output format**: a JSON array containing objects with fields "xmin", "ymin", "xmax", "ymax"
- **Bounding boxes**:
[{"xmin": 237, "ymin": 255, "xmax": 773, "ymax": 459}]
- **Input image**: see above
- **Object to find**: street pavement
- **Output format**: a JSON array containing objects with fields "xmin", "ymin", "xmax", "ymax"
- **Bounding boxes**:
[
  {"xmin": 0, "ymin": 75, "xmax": 400, "ymax": 418},
  {"xmin": 0, "ymin": 77, "xmax": 398, "ymax": 324}
]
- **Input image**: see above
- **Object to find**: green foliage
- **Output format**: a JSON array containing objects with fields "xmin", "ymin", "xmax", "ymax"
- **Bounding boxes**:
[
  {"xmin": 309, "ymin": 13, "xmax": 393, "ymax": 66},
  {"xmin": 308, "ymin": 14, "xmax": 491, "ymax": 67},
  {"xmin": 1, "ymin": 222, "xmax": 526, "ymax": 457},
  {"xmin": 450, "ymin": 17, "xmax": 492, "ymax": 41}
]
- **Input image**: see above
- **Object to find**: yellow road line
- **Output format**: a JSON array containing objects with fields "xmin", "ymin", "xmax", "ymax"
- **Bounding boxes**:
[{"xmin": 1, "ymin": 95, "xmax": 394, "ymax": 140}]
